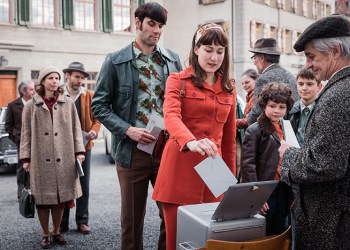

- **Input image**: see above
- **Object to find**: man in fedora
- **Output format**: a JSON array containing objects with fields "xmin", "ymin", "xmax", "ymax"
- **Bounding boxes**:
[
  {"xmin": 279, "ymin": 14, "xmax": 350, "ymax": 249},
  {"xmin": 247, "ymin": 38, "xmax": 298, "ymax": 125},
  {"xmin": 60, "ymin": 61, "xmax": 101, "ymax": 234}
]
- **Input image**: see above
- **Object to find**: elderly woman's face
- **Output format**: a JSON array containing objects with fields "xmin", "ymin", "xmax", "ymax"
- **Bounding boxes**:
[{"xmin": 304, "ymin": 43, "xmax": 334, "ymax": 81}]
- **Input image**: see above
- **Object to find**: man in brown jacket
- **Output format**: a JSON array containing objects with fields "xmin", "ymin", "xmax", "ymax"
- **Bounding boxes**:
[
  {"xmin": 5, "ymin": 80, "xmax": 35, "ymax": 199},
  {"xmin": 60, "ymin": 62, "xmax": 101, "ymax": 234}
]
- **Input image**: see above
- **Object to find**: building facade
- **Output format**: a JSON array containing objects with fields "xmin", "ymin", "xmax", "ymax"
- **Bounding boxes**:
[{"xmin": 0, "ymin": 0, "xmax": 335, "ymax": 106}]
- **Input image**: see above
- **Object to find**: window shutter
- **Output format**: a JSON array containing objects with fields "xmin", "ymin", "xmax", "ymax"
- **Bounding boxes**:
[
  {"xmin": 102, "ymin": 0, "xmax": 113, "ymax": 32},
  {"xmin": 62, "ymin": 0, "xmax": 74, "ymax": 29},
  {"xmin": 138, "ymin": 0, "xmax": 145, "ymax": 6},
  {"xmin": 17, "ymin": 0, "xmax": 30, "ymax": 25}
]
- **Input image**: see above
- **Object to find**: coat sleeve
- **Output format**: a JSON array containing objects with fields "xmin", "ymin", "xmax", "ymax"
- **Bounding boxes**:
[
  {"xmin": 70, "ymin": 101, "xmax": 85, "ymax": 154},
  {"xmin": 281, "ymin": 89, "xmax": 350, "ymax": 185},
  {"xmin": 5, "ymin": 103, "xmax": 16, "ymax": 144},
  {"xmin": 163, "ymin": 73, "xmax": 196, "ymax": 151},
  {"xmin": 241, "ymin": 124, "xmax": 260, "ymax": 182},
  {"xmin": 91, "ymin": 56, "xmax": 131, "ymax": 138},
  {"xmin": 221, "ymin": 86, "xmax": 237, "ymax": 176},
  {"xmin": 87, "ymin": 90, "xmax": 101, "ymax": 134},
  {"xmin": 20, "ymin": 102, "xmax": 32, "ymax": 160}
]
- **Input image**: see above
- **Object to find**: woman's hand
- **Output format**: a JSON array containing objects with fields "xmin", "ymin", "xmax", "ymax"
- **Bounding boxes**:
[
  {"xmin": 23, "ymin": 163, "xmax": 30, "ymax": 172},
  {"xmin": 259, "ymin": 202, "xmax": 269, "ymax": 216},
  {"xmin": 76, "ymin": 154, "xmax": 85, "ymax": 164},
  {"xmin": 186, "ymin": 138, "xmax": 218, "ymax": 157}
]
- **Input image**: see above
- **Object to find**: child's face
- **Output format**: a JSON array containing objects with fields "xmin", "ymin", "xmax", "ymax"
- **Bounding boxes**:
[
  {"xmin": 297, "ymin": 77, "xmax": 321, "ymax": 105},
  {"xmin": 265, "ymin": 100, "xmax": 287, "ymax": 123}
]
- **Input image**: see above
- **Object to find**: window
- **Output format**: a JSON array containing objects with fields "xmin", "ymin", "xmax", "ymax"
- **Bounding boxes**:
[
  {"xmin": 0, "ymin": 0, "xmax": 10, "ymax": 23},
  {"xmin": 74, "ymin": 0, "xmax": 95, "ymax": 30},
  {"xmin": 31, "ymin": 0, "xmax": 54, "ymax": 26},
  {"xmin": 84, "ymin": 72, "xmax": 98, "ymax": 91},
  {"xmin": 113, "ymin": 0, "xmax": 131, "ymax": 32},
  {"xmin": 282, "ymin": 29, "xmax": 292, "ymax": 54},
  {"xmin": 282, "ymin": 0, "xmax": 292, "ymax": 12},
  {"xmin": 31, "ymin": 70, "xmax": 40, "ymax": 85}
]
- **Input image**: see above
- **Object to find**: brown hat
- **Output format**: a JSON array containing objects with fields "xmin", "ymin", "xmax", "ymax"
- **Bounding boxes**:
[
  {"xmin": 38, "ymin": 66, "xmax": 61, "ymax": 84},
  {"xmin": 293, "ymin": 14, "xmax": 350, "ymax": 52},
  {"xmin": 249, "ymin": 38, "xmax": 281, "ymax": 55},
  {"xmin": 63, "ymin": 62, "xmax": 90, "ymax": 78}
]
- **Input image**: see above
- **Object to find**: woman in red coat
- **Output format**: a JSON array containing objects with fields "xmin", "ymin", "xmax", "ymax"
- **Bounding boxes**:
[{"xmin": 152, "ymin": 23, "xmax": 237, "ymax": 250}]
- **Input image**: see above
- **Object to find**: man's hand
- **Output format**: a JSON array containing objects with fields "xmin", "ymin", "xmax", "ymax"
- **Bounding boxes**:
[
  {"xmin": 23, "ymin": 163, "xmax": 30, "ymax": 172},
  {"xmin": 86, "ymin": 130, "xmax": 98, "ymax": 141},
  {"xmin": 186, "ymin": 138, "xmax": 218, "ymax": 157},
  {"xmin": 279, "ymin": 140, "xmax": 291, "ymax": 158},
  {"xmin": 125, "ymin": 126, "xmax": 156, "ymax": 144},
  {"xmin": 259, "ymin": 202, "xmax": 269, "ymax": 216}
]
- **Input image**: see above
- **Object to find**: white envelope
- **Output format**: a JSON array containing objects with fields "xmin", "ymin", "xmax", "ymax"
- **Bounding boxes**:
[
  {"xmin": 281, "ymin": 119, "xmax": 300, "ymax": 148},
  {"xmin": 194, "ymin": 155, "xmax": 237, "ymax": 198}
]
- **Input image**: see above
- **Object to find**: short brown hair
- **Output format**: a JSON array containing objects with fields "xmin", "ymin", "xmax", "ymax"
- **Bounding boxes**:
[
  {"xmin": 296, "ymin": 67, "xmax": 321, "ymax": 85},
  {"xmin": 258, "ymin": 82, "xmax": 294, "ymax": 111}
]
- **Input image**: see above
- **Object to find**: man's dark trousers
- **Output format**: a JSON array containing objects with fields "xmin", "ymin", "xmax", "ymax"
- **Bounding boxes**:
[
  {"xmin": 117, "ymin": 143, "xmax": 165, "ymax": 250},
  {"xmin": 61, "ymin": 149, "xmax": 91, "ymax": 227}
]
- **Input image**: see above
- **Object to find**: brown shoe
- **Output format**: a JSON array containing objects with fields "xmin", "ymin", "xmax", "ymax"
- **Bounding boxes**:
[
  {"xmin": 77, "ymin": 224, "xmax": 91, "ymax": 234},
  {"xmin": 40, "ymin": 236, "xmax": 52, "ymax": 249},
  {"xmin": 52, "ymin": 234, "xmax": 67, "ymax": 245}
]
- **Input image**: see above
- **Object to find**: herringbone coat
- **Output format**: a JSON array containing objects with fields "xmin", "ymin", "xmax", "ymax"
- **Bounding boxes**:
[
  {"xmin": 20, "ymin": 93, "xmax": 85, "ymax": 205},
  {"xmin": 281, "ymin": 66, "xmax": 350, "ymax": 250}
]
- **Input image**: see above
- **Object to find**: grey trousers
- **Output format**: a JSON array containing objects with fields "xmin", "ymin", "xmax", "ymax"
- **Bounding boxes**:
[{"xmin": 61, "ymin": 149, "xmax": 91, "ymax": 227}]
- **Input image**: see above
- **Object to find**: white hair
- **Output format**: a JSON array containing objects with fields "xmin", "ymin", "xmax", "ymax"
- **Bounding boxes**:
[{"xmin": 311, "ymin": 36, "xmax": 350, "ymax": 58}]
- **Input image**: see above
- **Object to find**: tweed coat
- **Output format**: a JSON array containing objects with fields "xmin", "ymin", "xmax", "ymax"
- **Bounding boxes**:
[
  {"xmin": 152, "ymin": 67, "xmax": 236, "ymax": 205},
  {"xmin": 281, "ymin": 66, "xmax": 350, "ymax": 250},
  {"xmin": 247, "ymin": 64, "xmax": 298, "ymax": 125},
  {"xmin": 20, "ymin": 93, "xmax": 85, "ymax": 205},
  {"xmin": 5, "ymin": 97, "xmax": 24, "ymax": 147}
]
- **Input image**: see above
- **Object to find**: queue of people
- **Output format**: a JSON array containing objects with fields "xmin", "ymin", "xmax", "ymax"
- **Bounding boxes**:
[{"xmin": 4, "ymin": 3, "xmax": 350, "ymax": 249}]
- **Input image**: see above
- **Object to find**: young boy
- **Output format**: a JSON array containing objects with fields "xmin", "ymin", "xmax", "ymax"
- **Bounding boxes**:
[
  {"xmin": 288, "ymin": 67, "xmax": 322, "ymax": 146},
  {"xmin": 241, "ymin": 82, "xmax": 294, "ymax": 236}
]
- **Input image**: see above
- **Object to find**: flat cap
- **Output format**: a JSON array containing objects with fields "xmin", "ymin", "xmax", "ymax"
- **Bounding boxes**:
[{"xmin": 294, "ymin": 14, "xmax": 350, "ymax": 52}]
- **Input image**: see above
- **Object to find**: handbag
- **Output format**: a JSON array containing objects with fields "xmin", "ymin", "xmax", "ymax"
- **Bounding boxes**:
[
  {"xmin": 19, "ymin": 172, "xmax": 35, "ymax": 218},
  {"xmin": 152, "ymin": 79, "xmax": 186, "ymax": 159}
]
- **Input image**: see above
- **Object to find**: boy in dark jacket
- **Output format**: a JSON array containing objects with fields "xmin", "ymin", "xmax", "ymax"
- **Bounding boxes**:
[{"xmin": 241, "ymin": 82, "xmax": 294, "ymax": 236}]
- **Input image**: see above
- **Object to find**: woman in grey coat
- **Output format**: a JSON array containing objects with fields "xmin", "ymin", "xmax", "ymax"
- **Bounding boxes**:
[
  {"xmin": 279, "ymin": 14, "xmax": 350, "ymax": 249},
  {"xmin": 20, "ymin": 66, "xmax": 85, "ymax": 249}
]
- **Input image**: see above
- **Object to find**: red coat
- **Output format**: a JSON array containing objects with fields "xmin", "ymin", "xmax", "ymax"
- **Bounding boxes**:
[
  {"xmin": 236, "ymin": 90, "xmax": 254, "ymax": 129},
  {"xmin": 153, "ymin": 67, "xmax": 237, "ymax": 205}
]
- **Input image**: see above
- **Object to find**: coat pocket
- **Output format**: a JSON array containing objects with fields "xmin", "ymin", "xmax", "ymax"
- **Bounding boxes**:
[
  {"xmin": 215, "ymin": 95, "xmax": 233, "ymax": 122},
  {"xmin": 181, "ymin": 89, "xmax": 205, "ymax": 118}
]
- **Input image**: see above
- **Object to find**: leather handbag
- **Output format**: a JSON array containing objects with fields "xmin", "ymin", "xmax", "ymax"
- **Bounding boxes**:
[
  {"xmin": 19, "ymin": 173, "xmax": 35, "ymax": 218},
  {"xmin": 152, "ymin": 79, "xmax": 186, "ymax": 159}
]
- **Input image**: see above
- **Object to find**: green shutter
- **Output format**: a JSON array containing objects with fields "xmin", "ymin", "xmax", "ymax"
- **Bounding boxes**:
[
  {"xmin": 17, "ymin": 0, "xmax": 30, "ymax": 25},
  {"xmin": 62, "ymin": 0, "xmax": 74, "ymax": 29},
  {"xmin": 138, "ymin": 0, "xmax": 145, "ymax": 6},
  {"xmin": 102, "ymin": 0, "xmax": 113, "ymax": 32}
]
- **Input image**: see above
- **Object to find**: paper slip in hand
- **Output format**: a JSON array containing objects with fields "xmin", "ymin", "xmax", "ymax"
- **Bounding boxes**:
[
  {"xmin": 76, "ymin": 159, "xmax": 84, "ymax": 177},
  {"xmin": 82, "ymin": 131, "xmax": 89, "ymax": 147},
  {"xmin": 194, "ymin": 155, "xmax": 237, "ymax": 198},
  {"xmin": 137, "ymin": 114, "xmax": 164, "ymax": 155},
  {"xmin": 281, "ymin": 119, "xmax": 300, "ymax": 148}
]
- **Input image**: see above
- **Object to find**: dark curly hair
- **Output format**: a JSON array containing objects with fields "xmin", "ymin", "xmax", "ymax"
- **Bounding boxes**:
[{"xmin": 257, "ymin": 82, "xmax": 294, "ymax": 112}]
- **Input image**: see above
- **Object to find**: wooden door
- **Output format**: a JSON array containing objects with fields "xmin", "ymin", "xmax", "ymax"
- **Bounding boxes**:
[{"xmin": 0, "ymin": 75, "xmax": 16, "ymax": 107}]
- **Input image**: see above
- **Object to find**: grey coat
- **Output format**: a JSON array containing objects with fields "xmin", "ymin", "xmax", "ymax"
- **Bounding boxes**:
[
  {"xmin": 247, "ymin": 64, "xmax": 298, "ymax": 125},
  {"xmin": 91, "ymin": 43, "xmax": 182, "ymax": 167},
  {"xmin": 20, "ymin": 93, "xmax": 85, "ymax": 205},
  {"xmin": 281, "ymin": 66, "xmax": 350, "ymax": 250}
]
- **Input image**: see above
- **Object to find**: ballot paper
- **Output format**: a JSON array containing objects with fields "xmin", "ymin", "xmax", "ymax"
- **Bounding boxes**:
[
  {"xmin": 76, "ymin": 159, "xmax": 84, "ymax": 177},
  {"xmin": 194, "ymin": 155, "xmax": 237, "ymax": 198},
  {"xmin": 137, "ymin": 114, "xmax": 165, "ymax": 154},
  {"xmin": 82, "ymin": 131, "xmax": 89, "ymax": 147},
  {"xmin": 281, "ymin": 119, "xmax": 300, "ymax": 148}
]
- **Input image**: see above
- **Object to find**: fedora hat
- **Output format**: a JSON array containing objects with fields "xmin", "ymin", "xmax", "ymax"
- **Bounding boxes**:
[
  {"xmin": 63, "ymin": 62, "xmax": 90, "ymax": 78},
  {"xmin": 249, "ymin": 38, "xmax": 281, "ymax": 55},
  {"xmin": 294, "ymin": 14, "xmax": 350, "ymax": 52}
]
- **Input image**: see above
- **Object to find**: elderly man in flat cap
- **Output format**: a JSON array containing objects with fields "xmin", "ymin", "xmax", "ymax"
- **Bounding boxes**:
[
  {"xmin": 247, "ymin": 38, "xmax": 298, "ymax": 125},
  {"xmin": 279, "ymin": 14, "xmax": 350, "ymax": 249}
]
